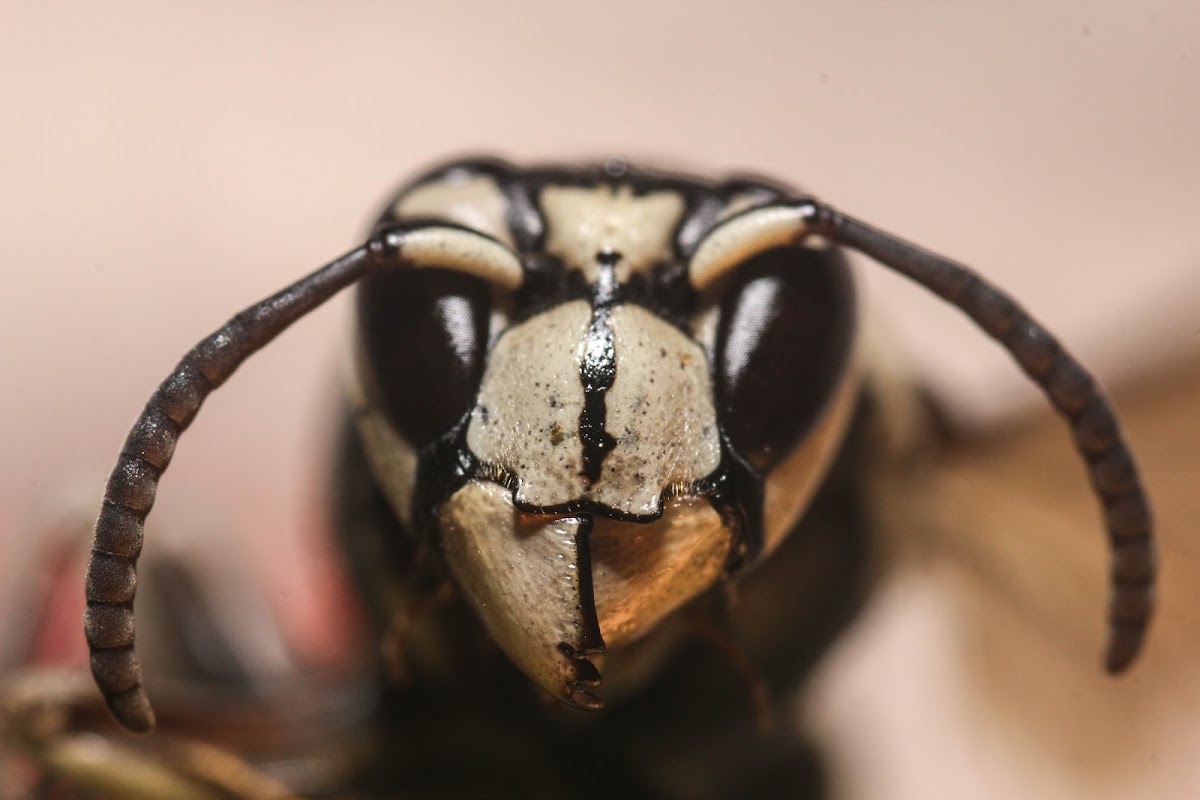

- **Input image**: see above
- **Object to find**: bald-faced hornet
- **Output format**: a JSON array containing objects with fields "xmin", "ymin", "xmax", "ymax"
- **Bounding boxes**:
[{"xmin": 16, "ymin": 158, "xmax": 1158, "ymax": 797}]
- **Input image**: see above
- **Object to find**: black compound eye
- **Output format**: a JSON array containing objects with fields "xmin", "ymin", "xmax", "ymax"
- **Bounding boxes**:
[
  {"xmin": 714, "ymin": 246, "xmax": 855, "ymax": 473},
  {"xmin": 357, "ymin": 269, "xmax": 491, "ymax": 449}
]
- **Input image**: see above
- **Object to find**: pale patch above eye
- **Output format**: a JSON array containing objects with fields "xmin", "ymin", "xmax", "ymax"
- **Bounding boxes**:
[{"xmin": 392, "ymin": 172, "xmax": 515, "ymax": 249}]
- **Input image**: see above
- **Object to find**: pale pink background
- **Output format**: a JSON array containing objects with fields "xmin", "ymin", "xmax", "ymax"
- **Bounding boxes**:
[{"xmin": 2, "ymin": 3, "xmax": 1198, "ymax": 798}]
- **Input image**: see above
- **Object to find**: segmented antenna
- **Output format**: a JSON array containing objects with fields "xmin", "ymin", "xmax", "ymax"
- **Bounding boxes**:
[
  {"xmin": 85, "ymin": 243, "xmax": 378, "ymax": 733},
  {"xmin": 806, "ymin": 202, "xmax": 1155, "ymax": 673},
  {"xmin": 85, "ymin": 221, "xmax": 522, "ymax": 734}
]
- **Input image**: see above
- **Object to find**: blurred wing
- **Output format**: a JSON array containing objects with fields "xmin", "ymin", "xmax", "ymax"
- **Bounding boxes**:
[{"xmin": 867, "ymin": 355, "xmax": 1200, "ymax": 795}]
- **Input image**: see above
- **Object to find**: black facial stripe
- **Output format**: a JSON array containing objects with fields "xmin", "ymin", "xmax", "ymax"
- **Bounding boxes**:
[
  {"xmin": 674, "ymin": 194, "xmax": 727, "ymax": 256},
  {"xmin": 568, "ymin": 515, "xmax": 605, "ymax": 657},
  {"xmin": 514, "ymin": 262, "xmax": 697, "ymax": 334},
  {"xmin": 612, "ymin": 261, "xmax": 695, "ymax": 333},
  {"xmin": 499, "ymin": 175, "xmax": 544, "ymax": 253},
  {"xmin": 674, "ymin": 428, "xmax": 766, "ymax": 574},
  {"xmin": 578, "ymin": 251, "xmax": 620, "ymax": 484},
  {"xmin": 411, "ymin": 415, "xmax": 479, "ymax": 545},
  {"xmin": 513, "ymin": 254, "xmax": 591, "ymax": 323}
]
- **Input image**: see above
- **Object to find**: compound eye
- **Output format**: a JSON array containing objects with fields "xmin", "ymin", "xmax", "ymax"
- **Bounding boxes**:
[
  {"xmin": 357, "ymin": 269, "xmax": 491, "ymax": 449},
  {"xmin": 714, "ymin": 245, "xmax": 855, "ymax": 472}
]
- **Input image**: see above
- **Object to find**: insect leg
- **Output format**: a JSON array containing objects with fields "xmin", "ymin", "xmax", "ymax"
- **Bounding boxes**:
[{"xmin": 2, "ymin": 669, "xmax": 300, "ymax": 799}]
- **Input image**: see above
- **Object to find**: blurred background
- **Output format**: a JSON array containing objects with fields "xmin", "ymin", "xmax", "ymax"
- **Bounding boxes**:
[{"xmin": 1, "ymin": 2, "xmax": 1198, "ymax": 797}]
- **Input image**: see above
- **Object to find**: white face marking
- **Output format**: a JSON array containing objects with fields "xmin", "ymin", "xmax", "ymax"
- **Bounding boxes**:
[
  {"xmin": 466, "ymin": 301, "xmax": 721, "ymax": 516},
  {"xmin": 466, "ymin": 301, "xmax": 592, "ymax": 506},
  {"xmin": 540, "ymin": 184, "xmax": 686, "ymax": 282},
  {"xmin": 394, "ymin": 173, "xmax": 514, "ymax": 248},
  {"xmin": 439, "ymin": 481, "xmax": 597, "ymax": 705},
  {"xmin": 689, "ymin": 204, "xmax": 809, "ymax": 291},
  {"xmin": 591, "ymin": 496, "xmax": 731, "ymax": 646},
  {"xmin": 598, "ymin": 305, "xmax": 721, "ymax": 515}
]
